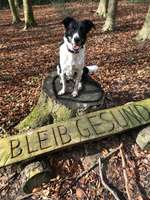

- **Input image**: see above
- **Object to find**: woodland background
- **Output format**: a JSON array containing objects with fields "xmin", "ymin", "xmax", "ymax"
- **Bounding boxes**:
[{"xmin": 0, "ymin": 0, "xmax": 150, "ymax": 200}]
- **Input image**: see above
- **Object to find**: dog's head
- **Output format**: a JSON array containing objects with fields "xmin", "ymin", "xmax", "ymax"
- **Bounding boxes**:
[{"xmin": 62, "ymin": 17, "xmax": 95, "ymax": 53}]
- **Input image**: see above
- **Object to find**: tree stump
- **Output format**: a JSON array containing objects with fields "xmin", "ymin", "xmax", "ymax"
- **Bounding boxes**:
[
  {"xmin": 16, "ymin": 69, "xmax": 106, "ymax": 132},
  {"xmin": 16, "ymin": 69, "xmax": 106, "ymax": 193},
  {"xmin": 136, "ymin": 126, "xmax": 150, "ymax": 150},
  {"xmin": 21, "ymin": 160, "xmax": 51, "ymax": 193}
]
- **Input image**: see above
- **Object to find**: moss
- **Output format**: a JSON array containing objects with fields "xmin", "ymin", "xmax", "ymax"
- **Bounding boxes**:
[
  {"xmin": 8, "ymin": 0, "xmax": 21, "ymax": 24},
  {"xmin": 52, "ymin": 103, "xmax": 73, "ymax": 123},
  {"xmin": 16, "ymin": 102, "xmax": 50, "ymax": 132},
  {"xmin": 16, "ymin": 91, "xmax": 73, "ymax": 132},
  {"xmin": 23, "ymin": 0, "xmax": 37, "ymax": 30}
]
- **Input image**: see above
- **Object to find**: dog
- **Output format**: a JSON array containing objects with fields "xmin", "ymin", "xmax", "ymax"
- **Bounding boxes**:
[{"xmin": 57, "ymin": 17, "xmax": 95, "ymax": 97}]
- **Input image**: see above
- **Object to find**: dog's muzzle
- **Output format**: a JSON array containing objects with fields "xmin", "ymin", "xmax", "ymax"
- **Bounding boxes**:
[{"xmin": 67, "ymin": 45, "xmax": 83, "ymax": 54}]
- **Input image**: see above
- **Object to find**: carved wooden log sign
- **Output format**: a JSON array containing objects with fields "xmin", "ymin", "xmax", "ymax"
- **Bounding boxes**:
[{"xmin": 0, "ymin": 99, "xmax": 150, "ymax": 168}]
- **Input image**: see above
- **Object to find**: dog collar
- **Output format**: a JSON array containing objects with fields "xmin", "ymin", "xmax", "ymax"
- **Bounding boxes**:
[
  {"xmin": 67, "ymin": 46, "xmax": 79, "ymax": 54},
  {"xmin": 67, "ymin": 45, "xmax": 83, "ymax": 54}
]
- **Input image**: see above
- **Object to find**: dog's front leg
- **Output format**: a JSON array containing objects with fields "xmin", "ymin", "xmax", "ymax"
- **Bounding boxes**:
[
  {"xmin": 72, "ymin": 70, "xmax": 82, "ymax": 97},
  {"xmin": 58, "ymin": 73, "xmax": 66, "ymax": 95}
]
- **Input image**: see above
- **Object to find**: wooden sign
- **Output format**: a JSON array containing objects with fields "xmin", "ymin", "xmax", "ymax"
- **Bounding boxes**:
[{"xmin": 0, "ymin": 99, "xmax": 150, "ymax": 168}]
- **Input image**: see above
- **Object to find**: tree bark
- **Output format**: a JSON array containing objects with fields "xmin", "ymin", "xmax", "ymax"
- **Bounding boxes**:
[
  {"xmin": 15, "ymin": 71, "xmax": 105, "ymax": 132},
  {"xmin": 136, "ymin": 126, "xmax": 150, "ymax": 150},
  {"xmin": 14, "ymin": 0, "xmax": 19, "ymax": 10},
  {"xmin": 96, "ymin": 0, "xmax": 108, "ymax": 18},
  {"xmin": 136, "ymin": 5, "xmax": 150, "ymax": 41},
  {"xmin": 8, "ymin": 0, "xmax": 21, "ymax": 24},
  {"xmin": 102, "ymin": 0, "xmax": 118, "ymax": 32},
  {"xmin": 23, "ymin": 0, "xmax": 37, "ymax": 30}
]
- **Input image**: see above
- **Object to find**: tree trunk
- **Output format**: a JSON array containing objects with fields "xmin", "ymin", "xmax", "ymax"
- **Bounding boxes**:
[
  {"xmin": 136, "ymin": 5, "xmax": 150, "ymax": 41},
  {"xmin": 8, "ymin": 0, "xmax": 21, "ymax": 24},
  {"xmin": 14, "ymin": 0, "xmax": 19, "ymax": 10},
  {"xmin": 96, "ymin": 0, "xmax": 108, "ymax": 18},
  {"xmin": 102, "ymin": 0, "xmax": 118, "ymax": 32},
  {"xmin": 23, "ymin": 0, "xmax": 37, "ymax": 30}
]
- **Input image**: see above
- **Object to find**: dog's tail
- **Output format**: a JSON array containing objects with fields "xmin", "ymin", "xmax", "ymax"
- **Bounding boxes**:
[{"xmin": 85, "ymin": 65, "xmax": 98, "ymax": 74}]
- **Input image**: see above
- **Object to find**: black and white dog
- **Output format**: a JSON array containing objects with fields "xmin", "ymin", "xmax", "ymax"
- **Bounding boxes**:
[{"xmin": 57, "ymin": 17, "xmax": 97, "ymax": 97}]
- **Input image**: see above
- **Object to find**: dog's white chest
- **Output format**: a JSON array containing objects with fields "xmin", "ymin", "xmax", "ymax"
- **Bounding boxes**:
[{"xmin": 59, "ymin": 43, "xmax": 85, "ymax": 76}]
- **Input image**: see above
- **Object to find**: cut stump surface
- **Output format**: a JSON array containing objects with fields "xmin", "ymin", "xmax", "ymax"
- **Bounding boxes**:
[{"xmin": 16, "ymin": 70, "xmax": 106, "ymax": 132}]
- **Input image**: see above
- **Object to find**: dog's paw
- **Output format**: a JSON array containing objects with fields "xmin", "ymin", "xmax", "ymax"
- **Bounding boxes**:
[
  {"xmin": 72, "ymin": 91, "xmax": 78, "ymax": 97},
  {"xmin": 58, "ymin": 89, "xmax": 65, "ymax": 96},
  {"xmin": 78, "ymin": 82, "xmax": 82, "ymax": 91},
  {"xmin": 59, "ymin": 79, "xmax": 62, "ymax": 85}
]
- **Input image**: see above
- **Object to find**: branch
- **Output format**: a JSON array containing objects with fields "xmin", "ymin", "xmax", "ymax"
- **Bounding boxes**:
[
  {"xmin": 0, "ymin": 172, "xmax": 18, "ymax": 193},
  {"xmin": 60, "ymin": 144, "xmax": 122, "ymax": 197},
  {"xmin": 119, "ymin": 143, "xmax": 132, "ymax": 200},
  {"xmin": 98, "ymin": 157, "xmax": 121, "ymax": 200}
]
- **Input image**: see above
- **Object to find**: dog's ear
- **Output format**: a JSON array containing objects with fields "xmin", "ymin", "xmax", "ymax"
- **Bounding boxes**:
[
  {"xmin": 81, "ymin": 20, "xmax": 95, "ymax": 34},
  {"xmin": 62, "ymin": 17, "xmax": 75, "ymax": 30}
]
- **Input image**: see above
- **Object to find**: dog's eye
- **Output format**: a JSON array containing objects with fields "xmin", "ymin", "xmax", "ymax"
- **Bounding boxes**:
[
  {"xmin": 68, "ymin": 36, "xmax": 71, "ymax": 41},
  {"xmin": 66, "ymin": 35, "xmax": 71, "ymax": 42},
  {"xmin": 68, "ymin": 28, "xmax": 74, "ymax": 34}
]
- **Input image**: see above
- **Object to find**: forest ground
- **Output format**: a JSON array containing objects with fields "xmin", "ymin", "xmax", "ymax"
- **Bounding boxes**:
[{"xmin": 0, "ymin": 1, "xmax": 150, "ymax": 200}]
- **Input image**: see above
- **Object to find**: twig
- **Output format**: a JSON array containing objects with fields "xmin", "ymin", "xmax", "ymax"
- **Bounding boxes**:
[
  {"xmin": 0, "ymin": 172, "xmax": 18, "ymax": 193},
  {"xmin": 98, "ymin": 157, "xmax": 121, "ymax": 200},
  {"xmin": 60, "ymin": 144, "xmax": 122, "ymax": 197},
  {"xmin": 76, "ymin": 143, "xmax": 122, "ymax": 182},
  {"xmin": 0, "ymin": 126, "xmax": 7, "ymax": 136},
  {"xmin": 119, "ymin": 143, "xmax": 132, "ymax": 200}
]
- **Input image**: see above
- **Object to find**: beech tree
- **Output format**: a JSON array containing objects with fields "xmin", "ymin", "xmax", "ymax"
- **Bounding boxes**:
[
  {"xmin": 96, "ymin": 0, "xmax": 108, "ymax": 18},
  {"xmin": 136, "ymin": 5, "xmax": 150, "ymax": 41},
  {"xmin": 96, "ymin": 0, "xmax": 118, "ymax": 32},
  {"xmin": 102, "ymin": 0, "xmax": 118, "ymax": 32},
  {"xmin": 14, "ymin": 0, "xmax": 19, "ymax": 10},
  {"xmin": 23, "ymin": 0, "xmax": 37, "ymax": 29},
  {"xmin": 8, "ymin": 0, "xmax": 21, "ymax": 24}
]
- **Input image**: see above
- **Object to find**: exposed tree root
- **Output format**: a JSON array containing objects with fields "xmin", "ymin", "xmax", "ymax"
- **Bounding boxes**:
[
  {"xmin": 119, "ymin": 143, "xmax": 132, "ymax": 200},
  {"xmin": 98, "ymin": 157, "xmax": 121, "ymax": 200},
  {"xmin": 102, "ymin": 19, "xmax": 114, "ymax": 32},
  {"xmin": 136, "ymin": 27, "xmax": 150, "ymax": 41},
  {"xmin": 60, "ymin": 144, "xmax": 122, "ymax": 198}
]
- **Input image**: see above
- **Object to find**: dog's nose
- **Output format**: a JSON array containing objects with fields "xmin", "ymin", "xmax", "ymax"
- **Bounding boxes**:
[{"xmin": 74, "ymin": 37, "xmax": 80, "ymax": 44}]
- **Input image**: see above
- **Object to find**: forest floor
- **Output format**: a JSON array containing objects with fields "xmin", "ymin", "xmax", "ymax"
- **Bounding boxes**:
[{"xmin": 0, "ymin": 1, "xmax": 150, "ymax": 200}]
